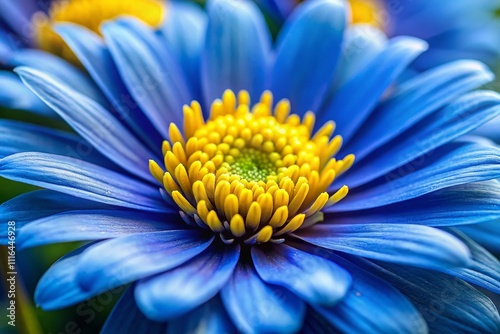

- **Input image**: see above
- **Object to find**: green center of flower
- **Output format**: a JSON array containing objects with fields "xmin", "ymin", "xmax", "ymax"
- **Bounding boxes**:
[
  {"xmin": 225, "ymin": 148, "xmax": 276, "ymax": 183},
  {"xmin": 149, "ymin": 90, "xmax": 354, "ymax": 244}
]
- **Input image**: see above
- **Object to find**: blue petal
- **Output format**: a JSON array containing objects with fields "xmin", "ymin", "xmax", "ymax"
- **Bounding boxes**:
[
  {"xmin": 459, "ymin": 220, "xmax": 500, "ymax": 254},
  {"xmin": 342, "ymin": 90, "xmax": 500, "ymax": 188},
  {"xmin": 270, "ymin": 0, "xmax": 346, "ymax": 116},
  {"xmin": 102, "ymin": 18, "xmax": 192, "ymax": 137},
  {"xmin": 221, "ymin": 261, "xmax": 306, "ymax": 334},
  {"xmin": 8, "ymin": 49, "xmax": 109, "ymax": 107},
  {"xmin": 16, "ymin": 66, "xmax": 157, "ymax": 182},
  {"xmin": 472, "ymin": 115, "xmax": 500, "ymax": 143},
  {"xmin": 333, "ymin": 141, "xmax": 500, "ymax": 211},
  {"xmin": 167, "ymin": 297, "xmax": 237, "ymax": 334},
  {"xmin": 0, "ymin": 152, "xmax": 167, "ymax": 212},
  {"xmin": 18, "ymin": 209, "xmax": 178, "ymax": 249},
  {"xmin": 356, "ymin": 259, "xmax": 500, "ymax": 333},
  {"xmin": 294, "ymin": 223, "xmax": 470, "ymax": 270},
  {"xmin": 101, "ymin": 287, "xmax": 167, "ymax": 334},
  {"xmin": 251, "ymin": 243, "xmax": 351, "ymax": 307},
  {"xmin": 55, "ymin": 23, "xmax": 163, "ymax": 152},
  {"xmin": 0, "ymin": 119, "xmax": 114, "ymax": 168},
  {"xmin": 443, "ymin": 229, "xmax": 500, "ymax": 294},
  {"xmin": 319, "ymin": 36, "xmax": 427, "ymax": 141},
  {"xmin": 0, "ymin": 71, "xmax": 54, "ymax": 117},
  {"xmin": 0, "ymin": 27, "xmax": 19, "ymax": 60},
  {"xmin": 325, "ymin": 180, "xmax": 500, "ymax": 227},
  {"xmin": 342, "ymin": 60, "xmax": 494, "ymax": 160},
  {"xmin": 76, "ymin": 230, "xmax": 214, "ymax": 294},
  {"xmin": 299, "ymin": 246, "xmax": 427, "ymax": 334},
  {"xmin": 35, "ymin": 243, "xmax": 101, "ymax": 310},
  {"xmin": 202, "ymin": 0, "xmax": 271, "ymax": 104},
  {"xmin": 0, "ymin": 190, "xmax": 110, "ymax": 243},
  {"xmin": 328, "ymin": 24, "xmax": 387, "ymax": 91},
  {"xmin": 135, "ymin": 243, "xmax": 239, "ymax": 321},
  {"xmin": 0, "ymin": 1, "xmax": 34, "ymax": 42},
  {"xmin": 159, "ymin": 1, "xmax": 207, "ymax": 101}
]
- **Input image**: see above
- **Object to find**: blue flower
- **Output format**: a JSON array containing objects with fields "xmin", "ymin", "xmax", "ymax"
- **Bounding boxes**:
[
  {"xmin": 255, "ymin": 0, "xmax": 500, "ymax": 71},
  {"xmin": 0, "ymin": 0, "xmax": 165, "ymax": 54},
  {"xmin": 1, "ymin": 0, "xmax": 500, "ymax": 333},
  {"xmin": 0, "ymin": 0, "xmax": 166, "ymax": 117}
]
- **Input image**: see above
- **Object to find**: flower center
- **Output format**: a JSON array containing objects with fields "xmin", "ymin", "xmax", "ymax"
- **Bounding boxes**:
[
  {"xmin": 33, "ymin": 0, "xmax": 165, "ymax": 65},
  {"xmin": 150, "ymin": 90, "xmax": 354, "ymax": 245},
  {"xmin": 226, "ymin": 148, "xmax": 276, "ymax": 183},
  {"xmin": 348, "ymin": 0, "xmax": 382, "ymax": 27}
]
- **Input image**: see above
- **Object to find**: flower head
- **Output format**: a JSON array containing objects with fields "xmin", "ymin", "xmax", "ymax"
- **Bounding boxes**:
[
  {"xmin": 151, "ymin": 89, "xmax": 353, "ymax": 245},
  {"xmin": 1, "ymin": 0, "xmax": 500, "ymax": 333}
]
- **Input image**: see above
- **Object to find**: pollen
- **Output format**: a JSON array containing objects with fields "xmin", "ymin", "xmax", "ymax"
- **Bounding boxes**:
[
  {"xmin": 33, "ymin": 0, "xmax": 165, "ymax": 65},
  {"xmin": 150, "ymin": 90, "xmax": 354, "ymax": 244}
]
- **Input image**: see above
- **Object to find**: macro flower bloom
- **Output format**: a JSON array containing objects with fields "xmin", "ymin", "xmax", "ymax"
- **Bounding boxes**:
[
  {"xmin": 1, "ymin": 0, "xmax": 500, "ymax": 333},
  {"xmin": 255, "ymin": 0, "xmax": 500, "ymax": 71}
]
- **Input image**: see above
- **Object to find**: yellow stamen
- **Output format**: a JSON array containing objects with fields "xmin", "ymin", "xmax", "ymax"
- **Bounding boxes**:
[
  {"xmin": 151, "ymin": 90, "xmax": 354, "ymax": 244},
  {"xmin": 255, "ymin": 225, "xmax": 273, "ymax": 243},
  {"xmin": 148, "ymin": 159, "xmax": 164, "ymax": 184},
  {"xmin": 34, "ymin": 0, "xmax": 165, "ymax": 66},
  {"xmin": 230, "ymin": 214, "xmax": 246, "ymax": 237}
]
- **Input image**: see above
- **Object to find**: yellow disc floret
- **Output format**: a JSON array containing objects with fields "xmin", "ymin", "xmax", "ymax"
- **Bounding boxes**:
[
  {"xmin": 34, "ymin": 0, "xmax": 165, "ymax": 65},
  {"xmin": 150, "ymin": 90, "xmax": 355, "ymax": 244},
  {"xmin": 348, "ymin": 0, "xmax": 382, "ymax": 27}
]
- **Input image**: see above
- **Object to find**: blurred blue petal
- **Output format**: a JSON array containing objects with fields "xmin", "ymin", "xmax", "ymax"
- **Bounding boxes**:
[
  {"xmin": 328, "ymin": 24, "xmax": 387, "ymax": 91},
  {"xmin": 319, "ymin": 36, "xmax": 427, "ymax": 140},
  {"xmin": 8, "ymin": 49, "xmax": 109, "ymax": 107},
  {"xmin": 160, "ymin": 1, "xmax": 207, "ymax": 101},
  {"xmin": 35, "ymin": 243, "xmax": 102, "ymax": 310},
  {"xmin": 271, "ymin": 0, "xmax": 346, "ymax": 116},
  {"xmin": 17, "ymin": 66, "xmax": 158, "ymax": 181},
  {"xmin": 202, "ymin": 0, "xmax": 271, "ymax": 104},
  {"xmin": 0, "ymin": 71, "xmax": 54, "ymax": 117},
  {"xmin": 55, "ymin": 23, "xmax": 163, "ymax": 152},
  {"xmin": 102, "ymin": 18, "xmax": 191, "ymax": 137}
]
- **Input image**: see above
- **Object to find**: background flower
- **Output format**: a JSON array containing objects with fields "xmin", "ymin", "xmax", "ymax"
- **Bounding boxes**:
[
  {"xmin": 254, "ymin": 0, "xmax": 500, "ymax": 71},
  {"xmin": 0, "ymin": 0, "xmax": 500, "ymax": 333}
]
